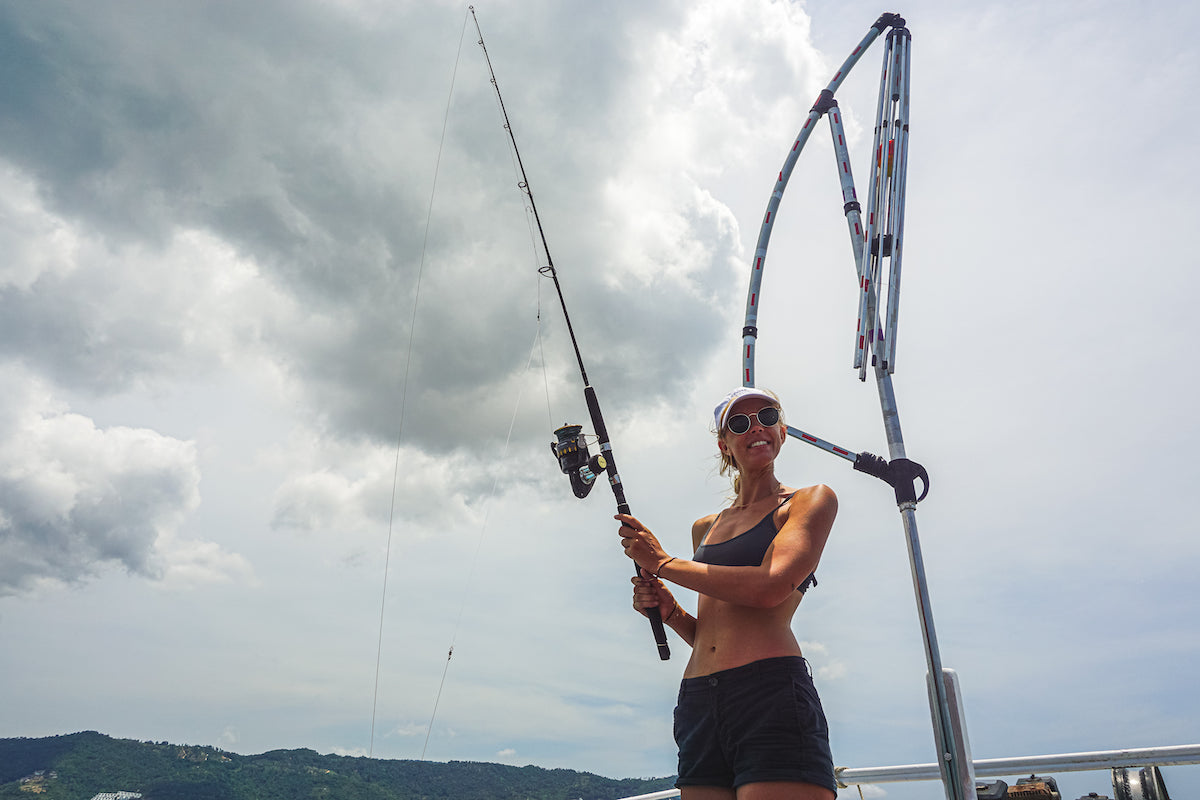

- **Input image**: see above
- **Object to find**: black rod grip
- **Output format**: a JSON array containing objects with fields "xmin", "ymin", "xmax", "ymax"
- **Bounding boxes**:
[
  {"xmin": 584, "ymin": 387, "xmax": 670, "ymax": 660},
  {"xmin": 644, "ymin": 569, "xmax": 670, "ymax": 660}
]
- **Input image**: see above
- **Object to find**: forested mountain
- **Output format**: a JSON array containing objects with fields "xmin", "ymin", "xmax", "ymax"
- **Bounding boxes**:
[{"xmin": 0, "ymin": 732, "xmax": 674, "ymax": 800}]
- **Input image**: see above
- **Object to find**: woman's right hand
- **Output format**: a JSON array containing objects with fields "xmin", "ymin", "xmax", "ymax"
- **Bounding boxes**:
[{"xmin": 632, "ymin": 568, "xmax": 677, "ymax": 621}]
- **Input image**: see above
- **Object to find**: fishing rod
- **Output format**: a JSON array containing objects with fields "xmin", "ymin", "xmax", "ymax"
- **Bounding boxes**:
[{"xmin": 469, "ymin": 7, "xmax": 670, "ymax": 661}]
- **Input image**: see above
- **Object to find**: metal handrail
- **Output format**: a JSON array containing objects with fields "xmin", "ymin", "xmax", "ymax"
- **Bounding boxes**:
[
  {"xmin": 616, "ymin": 791, "xmax": 680, "ymax": 800},
  {"xmin": 614, "ymin": 745, "xmax": 1200, "ymax": 800},
  {"xmin": 835, "ymin": 744, "xmax": 1200, "ymax": 787}
]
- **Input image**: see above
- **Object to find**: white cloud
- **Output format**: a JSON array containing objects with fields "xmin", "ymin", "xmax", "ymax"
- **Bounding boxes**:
[
  {"xmin": 331, "ymin": 745, "xmax": 370, "ymax": 757},
  {"xmin": 0, "ymin": 365, "xmax": 247, "ymax": 594},
  {"xmin": 802, "ymin": 640, "xmax": 849, "ymax": 682},
  {"xmin": 390, "ymin": 722, "xmax": 428, "ymax": 739},
  {"xmin": 0, "ymin": 163, "xmax": 82, "ymax": 290},
  {"xmin": 0, "ymin": 173, "xmax": 298, "ymax": 397},
  {"xmin": 153, "ymin": 536, "xmax": 255, "ymax": 590}
]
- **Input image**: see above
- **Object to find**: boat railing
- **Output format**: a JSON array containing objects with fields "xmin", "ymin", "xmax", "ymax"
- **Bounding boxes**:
[
  {"xmin": 835, "ymin": 744, "xmax": 1200, "ymax": 787},
  {"xmin": 615, "ymin": 744, "xmax": 1200, "ymax": 800}
]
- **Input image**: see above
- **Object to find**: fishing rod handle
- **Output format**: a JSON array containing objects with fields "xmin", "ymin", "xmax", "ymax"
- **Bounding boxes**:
[
  {"xmin": 622, "ymin": 500, "xmax": 670, "ymax": 661},
  {"xmin": 621, "ymin": 499, "xmax": 671, "ymax": 661},
  {"xmin": 642, "ymin": 565, "xmax": 670, "ymax": 660},
  {"xmin": 584, "ymin": 387, "xmax": 671, "ymax": 661}
]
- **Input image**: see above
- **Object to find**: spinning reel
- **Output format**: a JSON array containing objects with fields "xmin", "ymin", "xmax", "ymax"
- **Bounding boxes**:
[{"xmin": 551, "ymin": 424, "xmax": 608, "ymax": 499}]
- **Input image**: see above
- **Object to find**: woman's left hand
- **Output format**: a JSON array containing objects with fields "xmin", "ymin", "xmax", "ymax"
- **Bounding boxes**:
[{"xmin": 616, "ymin": 513, "xmax": 672, "ymax": 575}]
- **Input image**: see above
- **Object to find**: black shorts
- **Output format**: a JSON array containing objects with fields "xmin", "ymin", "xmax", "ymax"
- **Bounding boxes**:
[{"xmin": 673, "ymin": 656, "xmax": 835, "ymax": 791}]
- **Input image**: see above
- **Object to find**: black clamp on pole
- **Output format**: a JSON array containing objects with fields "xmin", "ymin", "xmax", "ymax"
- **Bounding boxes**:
[
  {"xmin": 853, "ymin": 452, "xmax": 930, "ymax": 506},
  {"xmin": 811, "ymin": 88, "xmax": 837, "ymax": 116},
  {"xmin": 873, "ymin": 12, "xmax": 906, "ymax": 31}
]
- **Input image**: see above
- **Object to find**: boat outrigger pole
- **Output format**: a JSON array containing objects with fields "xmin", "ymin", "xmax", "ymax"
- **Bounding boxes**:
[
  {"xmin": 741, "ymin": 14, "xmax": 974, "ymax": 800},
  {"xmin": 470, "ymin": 7, "xmax": 671, "ymax": 661}
]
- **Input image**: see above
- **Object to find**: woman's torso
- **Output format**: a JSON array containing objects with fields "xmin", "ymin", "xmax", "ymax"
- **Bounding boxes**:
[{"xmin": 684, "ymin": 488, "xmax": 812, "ymax": 679}]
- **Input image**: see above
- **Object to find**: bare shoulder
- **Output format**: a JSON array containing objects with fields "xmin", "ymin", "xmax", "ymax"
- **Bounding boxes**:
[
  {"xmin": 804, "ymin": 483, "xmax": 838, "ymax": 513},
  {"xmin": 691, "ymin": 513, "xmax": 719, "ymax": 550},
  {"xmin": 781, "ymin": 484, "xmax": 838, "ymax": 527}
]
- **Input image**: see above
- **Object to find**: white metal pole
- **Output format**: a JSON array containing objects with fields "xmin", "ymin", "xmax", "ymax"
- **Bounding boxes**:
[
  {"xmin": 739, "ymin": 15, "xmax": 977, "ymax": 800},
  {"xmin": 742, "ymin": 16, "xmax": 898, "ymax": 387},
  {"xmin": 854, "ymin": 32, "xmax": 893, "ymax": 378},
  {"xmin": 882, "ymin": 28, "xmax": 912, "ymax": 372}
]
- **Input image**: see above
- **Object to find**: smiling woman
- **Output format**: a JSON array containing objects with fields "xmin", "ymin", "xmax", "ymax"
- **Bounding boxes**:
[{"xmin": 616, "ymin": 387, "xmax": 837, "ymax": 800}]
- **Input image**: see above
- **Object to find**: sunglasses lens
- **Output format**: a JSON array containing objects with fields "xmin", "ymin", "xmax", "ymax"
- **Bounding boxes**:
[{"xmin": 725, "ymin": 407, "xmax": 779, "ymax": 434}]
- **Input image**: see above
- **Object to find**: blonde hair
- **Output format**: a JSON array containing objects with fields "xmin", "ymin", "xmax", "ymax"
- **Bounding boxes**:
[
  {"xmin": 718, "ymin": 446, "xmax": 743, "ymax": 496},
  {"xmin": 714, "ymin": 389, "xmax": 785, "ymax": 495}
]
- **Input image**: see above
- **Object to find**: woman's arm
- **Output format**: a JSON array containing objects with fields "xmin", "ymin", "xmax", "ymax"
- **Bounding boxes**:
[
  {"xmin": 632, "ymin": 569, "xmax": 697, "ymax": 647},
  {"xmin": 618, "ymin": 485, "xmax": 837, "ymax": 609},
  {"xmin": 626, "ymin": 514, "xmax": 716, "ymax": 649}
]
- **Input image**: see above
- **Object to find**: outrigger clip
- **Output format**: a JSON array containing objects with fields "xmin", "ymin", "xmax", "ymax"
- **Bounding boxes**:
[
  {"xmin": 551, "ymin": 424, "xmax": 608, "ymax": 499},
  {"xmin": 853, "ymin": 452, "xmax": 930, "ymax": 506}
]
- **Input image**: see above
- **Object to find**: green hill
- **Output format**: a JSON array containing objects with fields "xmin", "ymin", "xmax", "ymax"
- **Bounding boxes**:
[{"xmin": 0, "ymin": 732, "xmax": 675, "ymax": 800}]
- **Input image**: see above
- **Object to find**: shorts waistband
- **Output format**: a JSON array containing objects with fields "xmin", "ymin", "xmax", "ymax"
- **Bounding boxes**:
[{"xmin": 680, "ymin": 656, "xmax": 809, "ymax": 692}]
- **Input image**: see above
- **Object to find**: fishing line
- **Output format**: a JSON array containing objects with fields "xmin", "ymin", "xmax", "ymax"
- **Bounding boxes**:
[
  {"xmin": 420, "ymin": 13, "xmax": 576, "ymax": 752},
  {"xmin": 537, "ymin": 280, "xmax": 555, "ymax": 430},
  {"xmin": 476, "ymin": 19, "xmax": 557, "ymax": 430},
  {"xmin": 420, "ymin": 327, "xmax": 543, "ymax": 759},
  {"xmin": 382, "ymin": 8, "xmax": 562, "ymax": 759},
  {"xmin": 370, "ymin": 7, "xmax": 470, "ymax": 759}
]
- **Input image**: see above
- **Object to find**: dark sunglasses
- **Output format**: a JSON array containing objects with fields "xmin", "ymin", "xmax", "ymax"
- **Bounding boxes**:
[{"xmin": 725, "ymin": 406, "xmax": 781, "ymax": 434}]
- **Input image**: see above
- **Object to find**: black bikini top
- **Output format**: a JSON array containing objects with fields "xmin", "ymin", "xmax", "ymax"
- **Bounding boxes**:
[{"xmin": 693, "ymin": 491, "xmax": 818, "ymax": 593}]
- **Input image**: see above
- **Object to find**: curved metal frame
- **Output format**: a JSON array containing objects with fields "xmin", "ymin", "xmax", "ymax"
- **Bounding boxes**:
[{"xmin": 737, "ymin": 14, "xmax": 973, "ymax": 800}]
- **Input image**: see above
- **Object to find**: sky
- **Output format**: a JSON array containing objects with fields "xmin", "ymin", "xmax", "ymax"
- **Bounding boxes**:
[{"xmin": 1, "ymin": 0, "xmax": 1198, "ymax": 799}]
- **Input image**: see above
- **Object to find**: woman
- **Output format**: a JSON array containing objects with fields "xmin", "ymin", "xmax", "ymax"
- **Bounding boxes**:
[{"xmin": 617, "ymin": 387, "xmax": 838, "ymax": 800}]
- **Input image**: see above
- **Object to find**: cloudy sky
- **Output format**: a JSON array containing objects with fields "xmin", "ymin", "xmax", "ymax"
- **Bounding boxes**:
[{"xmin": 2, "ymin": 0, "xmax": 1198, "ymax": 798}]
